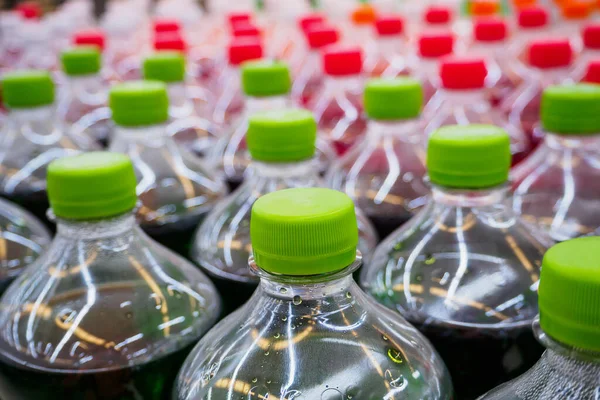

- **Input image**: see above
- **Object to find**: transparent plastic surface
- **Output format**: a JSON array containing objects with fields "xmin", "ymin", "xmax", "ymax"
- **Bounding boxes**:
[
  {"xmin": 211, "ymin": 66, "xmax": 245, "ymax": 128},
  {"xmin": 512, "ymin": 133, "xmax": 600, "ymax": 241},
  {"xmin": 109, "ymin": 125, "xmax": 228, "ymax": 236},
  {"xmin": 0, "ymin": 197, "xmax": 51, "ymax": 292},
  {"xmin": 175, "ymin": 257, "xmax": 453, "ymax": 400},
  {"xmin": 362, "ymin": 186, "xmax": 552, "ymax": 398},
  {"xmin": 164, "ymin": 83, "xmax": 220, "ymax": 158},
  {"xmin": 57, "ymin": 75, "xmax": 113, "ymax": 148},
  {"xmin": 0, "ymin": 213, "xmax": 221, "ymax": 399},
  {"xmin": 424, "ymin": 90, "xmax": 531, "ymax": 166},
  {"xmin": 502, "ymin": 69, "xmax": 572, "ymax": 147},
  {"xmin": 291, "ymin": 51, "xmax": 323, "ymax": 106},
  {"xmin": 192, "ymin": 159, "xmax": 378, "ymax": 285},
  {"xmin": 311, "ymin": 77, "xmax": 367, "ymax": 156},
  {"xmin": 0, "ymin": 107, "xmax": 93, "ymax": 205},
  {"xmin": 478, "ymin": 319, "xmax": 600, "ymax": 399},
  {"xmin": 364, "ymin": 37, "xmax": 408, "ymax": 78},
  {"xmin": 326, "ymin": 120, "xmax": 429, "ymax": 239},
  {"xmin": 209, "ymin": 96, "xmax": 335, "ymax": 187},
  {"xmin": 407, "ymin": 58, "xmax": 440, "ymax": 106}
]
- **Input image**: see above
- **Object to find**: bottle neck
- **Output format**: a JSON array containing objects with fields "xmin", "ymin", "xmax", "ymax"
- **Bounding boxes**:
[
  {"xmin": 8, "ymin": 105, "xmax": 63, "ymax": 141},
  {"xmin": 251, "ymin": 256, "xmax": 361, "ymax": 301},
  {"xmin": 166, "ymin": 82, "xmax": 194, "ymax": 119},
  {"xmin": 544, "ymin": 132, "xmax": 600, "ymax": 150},
  {"xmin": 245, "ymin": 94, "xmax": 289, "ymax": 114},
  {"xmin": 376, "ymin": 36, "xmax": 405, "ymax": 56},
  {"xmin": 55, "ymin": 212, "xmax": 137, "ymax": 240},
  {"xmin": 438, "ymin": 88, "xmax": 488, "ymax": 106},
  {"xmin": 251, "ymin": 158, "xmax": 318, "ymax": 179},
  {"xmin": 529, "ymin": 67, "xmax": 571, "ymax": 83},
  {"xmin": 367, "ymin": 119, "xmax": 422, "ymax": 140},
  {"xmin": 431, "ymin": 185, "xmax": 508, "ymax": 207},
  {"xmin": 534, "ymin": 319, "xmax": 600, "ymax": 380},
  {"xmin": 323, "ymin": 75, "xmax": 361, "ymax": 95},
  {"xmin": 67, "ymin": 74, "xmax": 107, "ymax": 106},
  {"xmin": 114, "ymin": 123, "xmax": 168, "ymax": 143}
]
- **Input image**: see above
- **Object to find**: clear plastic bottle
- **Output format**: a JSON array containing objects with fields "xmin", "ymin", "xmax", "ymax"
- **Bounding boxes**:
[
  {"xmin": 478, "ymin": 236, "xmax": 600, "ymax": 400},
  {"xmin": 108, "ymin": 81, "xmax": 228, "ymax": 255},
  {"xmin": 347, "ymin": 3, "xmax": 377, "ymax": 52},
  {"xmin": 327, "ymin": 78, "xmax": 428, "ymax": 239},
  {"xmin": 470, "ymin": 18, "xmax": 521, "ymax": 107},
  {"xmin": 512, "ymin": 84, "xmax": 600, "ymax": 241},
  {"xmin": 311, "ymin": 46, "xmax": 366, "ymax": 155},
  {"xmin": 176, "ymin": 187, "xmax": 453, "ymax": 400},
  {"xmin": 364, "ymin": 15, "xmax": 408, "ymax": 78},
  {"xmin": 410, "ymin": 33, "xmax": 454, "ymax": 105},
  {"xmin": 362, "ymin": 124, "xmax": 552, "ymax": 400},
  {"xmin": 211, "ymin": 38, "xmax": 263, "ymax": 128},
  {"xmin": 0, "ymin": 197, "xmax": 51, "ymax": 294},
  {"xmin": 558, "ymin": 1, "xmax": 593, "ymax": 52},
  {"xmin": 57, "ymin": 46, "xmax": 113, "ymax": 148},
  {"xmin": 0, "ymin": 71, "xmax": 93, "ymax": 221},
  {"xmin": 414, "ymin": 6, "xmax": 454, "ymax": 40},
  {"xmin": 503, "ymin": 39, "xmax": 573, "ymax": 148},
  {"xmin": 0, "ymin": 152, "xmax": 221, "ymax": 399},
  {"xmin": 424, "ymin": 57, "xmax": 531, "ymax": 166},
  {"xmin": 572, "ymin": 24, "xmax": 600, "ymax": 81},
  {"xmin": 194, "ymin": 109, "xmax": 377, "ymax": 312},
  {"xmin": 509, "ymin": 7, "xmax": 550, "ymax": 65},
  {"xmin": 290, "ymin": 24, "xmax": 339, "ymax": 106},
  {"xmin": 142, "ymin": 51, "xmax": 218, "ymax": 158}
]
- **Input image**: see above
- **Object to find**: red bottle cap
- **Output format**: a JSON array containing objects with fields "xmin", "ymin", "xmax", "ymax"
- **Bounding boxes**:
[
  {"xmin": 299, "ymin": 13, "xmax": 325, "ymax": 33},
  {"xmin": 153, "ymin": 18, "xmax": 181, "ymax": 33},
  {"xmin": 528, "ymin": 40, "xmax": 573, "ymax": 69},
  {"xmin": 418, "ymin": 33, "xmax": 454, "ymax": 58},
  {"xmin": 583, "ymin": 24, "xmax": 600, "ymax": 50},
  {"xmin": 228, "ymin": 38, "xmax": 263, "ymax": 65},
  {"xmin": 583, "ymin": 60, "xmax": 600, "ymax": 83},
  {"xmin": 153, "ymin": 32, "xmax": 187, "ymax": 52},
  {"xmin": 474, "ymin": 18, "xmax": 508, "ymax": 42},
  {"xmin": 440, "ymin": 57, "xmax": 488, "ymax": 89},
  {"xmin": 323, "ymin": 47, "xmax": 363, "ymax": 76},
  {"xmin": 228, "ymin": 12, "xmax": 252, "ymax": 26},
  {"xmin": 73, "ymin": 29, "xmax": 106, "ymax": 51},
  {"xmin": 232, "ymin": 21, "xmax": 262, "ymax": 37},
  {"xmin": 15, "ymin": 2, "xmax": 40, "ymax": 20},
  {"xmin": 375, "ymin": 16, "xmax": 404, "ymax": 36},
  {"xmin": 306, "ymin": 25, "xmax": 339, "ymax": 49},
  {"xmin": 518, "ymin": 7, "xmax": 549, "ymax": 28},
  {"xmin": 424, "ymin": 6, "xmax": 452, "ymax": 24}
]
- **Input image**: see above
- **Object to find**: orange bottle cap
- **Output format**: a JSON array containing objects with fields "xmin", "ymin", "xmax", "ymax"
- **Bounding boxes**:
[
  {"xmin": 471, "ymin": 0, "xmax": 500, "ymax": 16},
  {"xmin": 561, "ymin": 1, "xmax": 593, "ymax": 19},
  {"xmin": 351, "ymin": 4, "xmax": 377, "ymax": 25}
]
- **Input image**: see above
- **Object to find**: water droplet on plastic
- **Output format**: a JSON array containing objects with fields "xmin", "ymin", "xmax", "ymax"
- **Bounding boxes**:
[
  {"xmin": 251, "ymin": 377, "xmax": 258, "ymax": 383},
  {"xmin": 274, "ymin": 333, "xmax": 281, "ymax": 339},
  {"xmin": 125, "ymin": 312, "xmax": 133, "ymax": 319},
  {"xmin": 387, "ymin": 347, "xmax": 404, "ymax": 364},
  {"xmin": 281, "ymin": 316, "xmax": 287, "ymax": 322},
  {"xmin": 279, "ymin": 287, "xmax": 288, "ymax": 294},
  {"xmin": 382, "ymin": 335, "xmax": 388, "ymax": 341},
  {"xmin": 248, "ymin": 385, "xmax": 269, "ymax": 399},
  {"xmin": 425, "ymin": 254, "xmax": 436, "ymax": 265},
  {"xmin": 385, "ymin": 369, "xmax": 407, "ymax": 389},
  {"xmin": 264, "ymin": 351, "xmax": 270, "ymax": 356},
  {"xmin": 292, "ymin": 296, "xmax": 302, "ymax": 305},
  {"xmin": 283, "ymin": 390, "xmax": 303, "ymax": 399},
  {"xmin": 321, "ymin": 388, "xmax": 343, "ymax": 400},
  {"xmin": 345, "ymin": 292, "xmax": 352, "ymax": 299},
  {"xmin": 266, "ymin": 379, "xmax": 272, "ymax": 384}
]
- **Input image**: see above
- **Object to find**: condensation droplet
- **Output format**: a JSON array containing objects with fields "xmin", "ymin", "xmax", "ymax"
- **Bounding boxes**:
[
  {"xmin": 251, "ymin": 377, "xmax": 258, "ymax": 383},
  {"xmin": 424, "ymin": 254, "xmax": 436, "ymax": 265},
  {"xmin": 321, "ymin": 388, "xmax": 343, "ymax": 400},
  {"xmin": 248, "ymin": 385, "xmax": 269, "ymax": 399},
  {"xmin": 274, "ymin": 333, "xmax": 281, "ymax": 339},
  {"xmin": 264, "ymin": 351, "xmax": 270, "ymax": 356},
  {"xmin": 279, "ymin": 287, "xmax": 288, "ymax": 294},
  {"xmin": 281, "ymin": 316, "xmax": 287, "ymax": 322},
  {"xmin": 387, "ymin": 348, "xmax": 404, "ymax": 364},
  {"xmin": 292, "ymin": 296, "xmax": 302, "ymax": 305},
  {"xmin": 382, "ymin": 335, "xmax": 388, "ymax": 341},
  {"xmin": 345, "ymin": 292, "xmax": 352, "ymax": 299}
]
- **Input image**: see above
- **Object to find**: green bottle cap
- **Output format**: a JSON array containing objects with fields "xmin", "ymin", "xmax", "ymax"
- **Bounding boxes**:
[
  {"xmin": 250, "ymin": 188, "xmax": 358, "ymax": 275},
  {"xmin": 241, "ymin": 60, "xmax": 291, "ymax": 97},
  {"xmin": 541, "ymin": 84, "xmax": 600, "ymax": 135},
  {"xmin": 61, "ymin": 46, "xmax": 101, "ymax": 76},
  {"xmin": 364, "ymin": 78, "xmax": 423, "ymax": 120},
  {"xmin": 539, "ymin": 236, "xmax": 600, "ymax": 351},
  {"xmin": 427, "ymin": 124, "xmax": 511, "ymax": 189},
  {"xmin": 1, "ymin": 70, "xmax": 54, "ymax": 109},
  {"xmin": 143, "ymin": 51, "xmax": 185, "ymax": 83},
  {"xmin": 109, "ymin": 81, "xmax": 169, "ymax": 127},
  {"xmin": 47, "ymin": 152, "xmax": 138, "ymax": 220},
  {"xmin": 247, "ymin": 109, "xmax": 317, "ymax": 162}
]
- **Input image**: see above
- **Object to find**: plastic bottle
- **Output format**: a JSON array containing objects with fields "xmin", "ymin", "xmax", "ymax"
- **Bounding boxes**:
[
  {"xmin": 193, "ymin": 109, "xmax": 377, "ymax": 312},
  {"xmin": 509, "ymin": 7, "xmax": 550, "ymax": 64},
  {"xmin": 0, "ymin": 71, "xmax": 93, "ymax": 221},
  {"xmin": 291, "ymin": 24, "xmax": 339, "ymax": 106},
  {"xmin": 327, "ymin": 78, "xmax": 429, "ymax": 239},
  {"xmin": 57, "ymin": 47, "xmax": 113, "ymax": 148},
  {"xmin": 418, "ymin": 6, "xmax": 454, "ymax": 39},
  {"xmin": 503, "ymin": 39, "xmax": 573, "ymax": 147},
  {"xmin": 478, "ymin": 236, "xmax": 600, "ymax": 400},
  {"xmin": 512, "ymin": 84, "xmax": 600, "ymax": 241},
  {"xmin": 362, "ymin": 124, "xmax": 552, "ymax": 399},
  {"xmin": 176, "ymin": 187, "xmax": 453, "ymax": 400},
  {"xmin": 572, "ymin": 24, "xmax": 600, "ymax": 81},
  {"xmin": 310, "ymin": 46, "xmax": 366, "ymax": 155},
  {"xmin": 424, "ymin": 57, "xmax": 531, "ymax": 166},
  {"xmin": 0, "ymin": 197, "xmax": 51, "ymax": 294},
  {"xmin": 71, "ymin": 29, "xmax": 113, "ymax": 77},
  {"xmin": 411, "ymin": 33, "xmax": 454, "ymax": 105},
  {"xmin": 108, "ymin": 81, "xmax": 227, "ymax": 255},
  {"xmin": 471, "ymin": 18, "xmax": 521, "ymax": 106},
  {"xmin": 211, "ymin": 38, "xmax": 263, "ymax": 128},
  {"xmin": 0, "ymin": 152, "xmax": 221, "ymax": 399},
  {"xmin": 364, "ymin": 15, "xmax": 408, "ymax": 77},
  {"xmin": 347, "ymin": 3, "xmax": 378, "ymax": 52},
  {"xmin": 143, "ymin": 51, "xmax": 218, "ymax": 158},
  {"xmin": 559, "ymin": 1, "xmax": 593, "ymax": 52}
]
